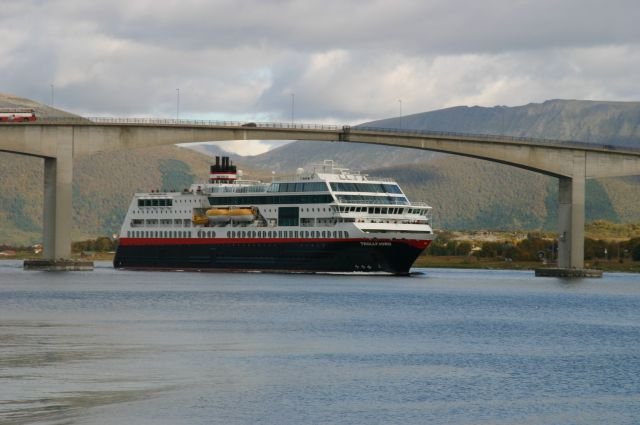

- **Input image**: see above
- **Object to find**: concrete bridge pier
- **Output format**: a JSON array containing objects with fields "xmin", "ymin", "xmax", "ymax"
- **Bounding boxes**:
[
  {"xmin": 24, "ymin": 134, "xmax": 93, "ymax": 271},
  {"xmin": 557, "ymin": 175, "xmax": 585, "ymax": 269},
  {"xmin": 537, "ymin": 154, "xmax": 601, "ymax": 277},
  {"xmin": 42, "ymin": 156, "xmax": 72, "ymax": 260}
]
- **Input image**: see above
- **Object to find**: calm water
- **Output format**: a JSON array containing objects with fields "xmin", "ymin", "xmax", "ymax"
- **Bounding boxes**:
[{"xmin": 1, "ymin": 261, "xmax": 639, "ymax": 425}]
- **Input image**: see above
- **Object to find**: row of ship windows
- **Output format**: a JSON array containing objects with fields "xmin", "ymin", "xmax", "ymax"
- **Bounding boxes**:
[
  {"xmin": 138, "ymin": 199, "xmax": 173, "ymax": 207},
  {"xmin": 137, "ymin": 198, "xmax": 202, "ymax": 207},
  {"xmin": 126, "ymin": 230, "xmax": 350, "ymax": 239},
  {"xmin": 130, "ymin": 219, "xmax": 191, "ymax": 227},
  {"xmin": 134, "ymin": 207, "xmax": 333, "ymax": 215},
  {"xmin": 227, "ymin": 230, "xmax": 350, "ymax": 239},
  {"xmin": 335, "ymin": 195, "xmax": 409, "ymax": 205},
  {"xmin": 329, "ymin": 182, "xmax": 402, "ymax": 194},
  {"xmin": 130, "ymin": 218, "xmax": 342, "ymax": 227},
  {"xmin": 209, "ymin": 194, "xmax": 334, "ymax": 205},
  {"xmin": 207, "ymin": 194, "xmax": 410, "ymax": 206},
  {"xmin": 208, "ymin": 185, "xmax": 269, "ymax": 194},
  {"xmin": 128, "ymin": 230, "xmax": 196, "ymax": 238},
  {"xmin": 194, "ymin": 182, "xmax": 401, "ymax": 194},
  {"xmin": 338, "ymin": 206, "xmax": 425, "ymax": 215},
  {"xmin": 267, "ymin": 182, "xmax": 329, "ymax": 193},
  {"xmin": 266, "ymin": 207, "xmax": 332, "ymax": 213}
]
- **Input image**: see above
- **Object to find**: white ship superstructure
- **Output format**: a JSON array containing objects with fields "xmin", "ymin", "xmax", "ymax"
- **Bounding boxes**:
[{"xmin": 114, "ymin": 157, "xmax": 434, "ymax": 274}]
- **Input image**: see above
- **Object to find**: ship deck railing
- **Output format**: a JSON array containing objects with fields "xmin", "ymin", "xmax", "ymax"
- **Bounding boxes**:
[
  {"xmin": 271, "ymin": 174, "xmax": 397, "ymax": 184},
  {"xmin": 207, "ymin": 186, "xmax": 270, "ymax": 194},
  {"xmin": 409, "ymin": 202, "xmax": 432, "ymax": 208},
  {"xmin": 336, "ymin": 199, "xmax": 410, "ymax": 206}
]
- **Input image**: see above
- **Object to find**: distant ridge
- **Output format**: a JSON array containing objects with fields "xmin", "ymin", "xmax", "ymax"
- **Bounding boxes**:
[{"xmin": 364, "ymin": 99, "xmax": 640, "ymax": 148}]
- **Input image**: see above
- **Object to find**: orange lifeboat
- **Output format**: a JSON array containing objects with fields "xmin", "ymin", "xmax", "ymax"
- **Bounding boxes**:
[{"xmin": 206, "ymin": 207, "xmax": 256, "ymax": 223}]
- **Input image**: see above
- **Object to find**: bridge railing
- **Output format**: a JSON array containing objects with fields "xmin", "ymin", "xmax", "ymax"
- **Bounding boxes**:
[
  {"xmin": 354, "ymin": 125, "xmax": 640, "ymax": 153},
  {"xmin": 33, "ymin": 116, "xmax": 341, "ymax": 131}
]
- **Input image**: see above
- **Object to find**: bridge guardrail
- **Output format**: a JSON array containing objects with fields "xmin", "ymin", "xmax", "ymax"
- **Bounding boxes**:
[{"xmin": 32, "ymin": 116, "xmax": 341, "ymax": 131}]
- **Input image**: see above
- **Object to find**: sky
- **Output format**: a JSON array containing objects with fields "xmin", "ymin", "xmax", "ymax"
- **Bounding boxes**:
[{"xmin": 2, "ymin": 0, "xmax": 640, "ymax": 154}]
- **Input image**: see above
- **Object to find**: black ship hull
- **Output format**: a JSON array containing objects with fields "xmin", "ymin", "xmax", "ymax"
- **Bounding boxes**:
[{"xmin": 113, "ymin": 238, "xmax": 430, "ymax": 275}]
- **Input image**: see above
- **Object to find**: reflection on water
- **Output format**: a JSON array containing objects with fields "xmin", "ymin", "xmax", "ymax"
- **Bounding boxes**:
[
  {"xmin": 2, "ymin": 389, "xmax": 166, "ymax": 425},
  {"xmin": 0, "ymin": 320, "xmax": 173, "ymax": 425},
  {"xmin": 1, "ymin": 261, "xmax": 640, "ymax": 424}
]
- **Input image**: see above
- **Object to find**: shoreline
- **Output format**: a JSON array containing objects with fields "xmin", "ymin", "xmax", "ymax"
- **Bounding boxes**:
[
  {"xmin": 414, "ymin": 255, "xmax": 640, "ymax": 273},
  {"xmin": 3, "ymin": 254, "xmax": 639, "ymax": 273}
]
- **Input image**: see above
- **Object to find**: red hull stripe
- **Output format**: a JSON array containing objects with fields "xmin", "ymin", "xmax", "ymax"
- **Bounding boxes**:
[{"xmin": 118, "ymin": 237, "xmax": 431, "ymax": 250}]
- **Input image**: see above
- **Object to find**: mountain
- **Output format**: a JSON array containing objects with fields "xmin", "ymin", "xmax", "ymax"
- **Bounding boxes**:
[
  {"xmin": 364, "ymin": 99, "xmax": 640, "ymax": 148},
  {"xmin": 1, "ymin": 96, "xmax": 640, "ymax": 245}
]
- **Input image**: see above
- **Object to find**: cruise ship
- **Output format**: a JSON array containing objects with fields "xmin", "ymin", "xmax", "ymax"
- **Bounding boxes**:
[{"xmin": 113, "ymin": 156, "xmax": 435, "ymax": 275}]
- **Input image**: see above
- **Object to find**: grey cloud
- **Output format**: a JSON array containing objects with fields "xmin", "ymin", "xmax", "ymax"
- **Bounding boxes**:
[
  {"xmin": 55, "ymin": 0, "xmax": 640, "ymax": 53},
  {"xmin": 0, "ymin": 0, "xmax": 639, "ymax": 125}
]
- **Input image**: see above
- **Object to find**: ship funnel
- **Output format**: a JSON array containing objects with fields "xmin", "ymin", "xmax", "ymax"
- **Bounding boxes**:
[{"xmin": 209, "ymin": 156, "xmax": 238, "ymax": 183}]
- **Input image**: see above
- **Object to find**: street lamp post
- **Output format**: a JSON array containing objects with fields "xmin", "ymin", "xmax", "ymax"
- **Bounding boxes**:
[
  {"xmin": 176, "ymin": 88, "xmax": 180, "ymax": 120},
  {"xmin": 291, "ymin": 93, "xmax": 295, "ymax": 125},
  {"xmin": 398, "ymin": 99, "xmax": 402, "ymax": 129}
]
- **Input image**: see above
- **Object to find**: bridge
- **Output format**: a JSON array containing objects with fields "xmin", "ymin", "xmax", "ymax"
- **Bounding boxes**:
[{"xmin": 2, "ymin": 117, "xmax": 640, "ymax": 273}]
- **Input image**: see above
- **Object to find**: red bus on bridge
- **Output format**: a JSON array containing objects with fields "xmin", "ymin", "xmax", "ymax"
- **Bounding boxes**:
[{"xmin": 0, "ymin": 108, "xmax": 37, "ymax": 122}]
